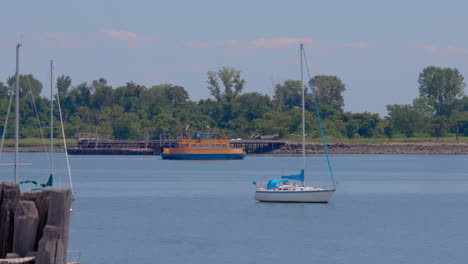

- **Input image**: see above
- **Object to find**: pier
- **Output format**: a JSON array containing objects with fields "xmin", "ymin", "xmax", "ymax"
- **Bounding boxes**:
[
  {"xmin": 0, "ymin": 183, "xmax": 72, "ymax": 264},
  {"xmin": 68, "ymin": 133, "xmax": 286, "ymax": 155}
]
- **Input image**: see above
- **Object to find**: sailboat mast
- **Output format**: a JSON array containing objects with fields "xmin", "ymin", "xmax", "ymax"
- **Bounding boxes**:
[
  {"xmin": 50, "ymin": 60, "xmax": 54, "ymax": 177},
  {"xmin": 14, "ymin": 43, "xmax": 21, "ymax": 183},
  {"xmin": 300, "ymin": 44, "xmax": 306, "ymax": 176}
]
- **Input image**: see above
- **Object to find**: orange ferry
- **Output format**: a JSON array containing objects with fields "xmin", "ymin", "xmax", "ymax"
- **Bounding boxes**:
[{"xmin": 161, "ymin": 131, "xmax": 245, "ymax": 160}]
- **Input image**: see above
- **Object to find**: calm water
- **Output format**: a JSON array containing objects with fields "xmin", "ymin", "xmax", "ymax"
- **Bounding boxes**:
[{"xmin": 1, "ymin": 153, "xmax": 467, "ymax": 264}]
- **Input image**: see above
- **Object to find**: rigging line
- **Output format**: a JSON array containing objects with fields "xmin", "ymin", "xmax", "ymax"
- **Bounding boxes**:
[
  {"xmin": 301, "ymin": 46, "xmax": 336, "ymax": 189},
  {"xmin": 26, "ymin": 75, "xmax": 49, "ymax": 184},
  {"xmin": 26, "ymin": 75, "xmax": 49, "ymax": 155},
  {"xmin": 300, "ymin": 43, "xmax": 306, "ymax": 183},
  {"xmin": 50, "ymin": 61, "xmax": 54, "ymax": 181},
  {"xmin": 55, "ymin": 81, "xmax": 74, "ymax": 194},
  {"xmin": 0, "ymin": 92, "xmax": 14, "ymax": 161}
]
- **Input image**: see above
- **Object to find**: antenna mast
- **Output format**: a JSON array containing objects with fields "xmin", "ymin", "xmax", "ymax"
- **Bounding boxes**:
[
  {"xmin": 14, "ymin": 43, "xmax": 21, "ymax": 183},
  {"xmin": 50, "ymin": 60, "xmax": 54, "ymax": 178},
  {"xmin": 300, "ymin": 44, "xmax": 306, "ymax": 177}
]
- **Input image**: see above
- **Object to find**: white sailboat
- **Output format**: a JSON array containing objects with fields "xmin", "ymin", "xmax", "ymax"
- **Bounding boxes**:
[
  {"xmin": 1, "ymin": 44, "xmax": 73, "ymax": 193},
  {"xmin": 45, "ymin": 59, "xmax": 74, "ymax": 193},
  {"xmin": 0, "ymin": 44, "xmax": 79, "ymax": 264},
  {"xmin": 253, "ymin": 44, "xmax": 336, "ymax": 203}
]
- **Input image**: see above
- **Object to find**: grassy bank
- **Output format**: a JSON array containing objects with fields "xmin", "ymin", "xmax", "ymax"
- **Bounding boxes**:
[
  {"xmin": 285, "ymin": 135, "xmax": 468, "ymax": 144},
  {"xmin": 0, "ymin": 138, "xmax": 78, "ymax": 148},
  {"xmin": 2, "ymin": 136, "xmax": 467, "ymax": 148}
]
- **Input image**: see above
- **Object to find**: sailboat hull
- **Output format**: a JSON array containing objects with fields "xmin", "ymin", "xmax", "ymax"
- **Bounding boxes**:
[
  {"xmin": 255, "ymin": 189, "xmax": 335, "ymax": 203},
  {"xmin": 252, "ymin": 45, "xmax": 337, "ymax": 204}
]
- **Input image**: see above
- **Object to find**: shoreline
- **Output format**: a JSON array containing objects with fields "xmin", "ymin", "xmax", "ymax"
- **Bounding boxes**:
[
  {"xmin": 2, "ymin": 142, "xmax": 468, "ymax": 155},
  {"xmin": 1, "ymin": 146, "xmax": 66, "ymax": 152},
  {"xmin": 269, "ymin": 142, "xmax": 468, "ymax": 155}
]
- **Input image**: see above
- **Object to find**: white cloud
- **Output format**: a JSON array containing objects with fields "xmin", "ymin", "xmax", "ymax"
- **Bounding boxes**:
[
  {"xmin": 184, "ymin": 63, "xmax": 203, "ymax": 71},
  {"xmin": 186, "ymin": 41, "xmax": 210, "ymax": 49},
  {"xmin": 249, "ymin": 37, "xmax": 313, "ymax": 49},
  {"xmin": 38, "ymin": 32, "xmax": 87, "ymax": 48},
  {"xmin": 186, "ymin": 37, "xmax": 372, "ymax": 52},
  {"xmin": 418, "ymin": 45, "xmax": 468, "ymax": 54},
  {"xmin": 102, "ymin": 29, "xmax": 159, "ymax": 49}
]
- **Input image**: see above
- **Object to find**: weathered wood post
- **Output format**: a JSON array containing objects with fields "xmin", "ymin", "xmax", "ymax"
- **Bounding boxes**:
[
  {"xmin": 12, "ymin": 200, "xmax": 39, "ymax": 256},
  {"xmin": 0, "ymin": 183, "xmax": 20, "ymax": 258},
  {"xmin": 0, "ymin": 184, "xmax": 73, "ymax": 264},
  {"xmin": 21, "ymin": 191, "xmax": 50, "ymax": 249},
  {"xmin": 35, "ymin": 225, "xmax": 63, "ymax": 264},
  {"xmin": 43, "ymin": 189, "xmax": 72, "ymax": 264}
]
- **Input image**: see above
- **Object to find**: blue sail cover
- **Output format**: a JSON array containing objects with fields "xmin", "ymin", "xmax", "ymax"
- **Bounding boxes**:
[
  {"xmin": 267, "ymin": 179, "xmax": 289, "ymax": 190},
  {"xmin": 281, "ymin": 169, "xmax": 304, "ymax": 182}
]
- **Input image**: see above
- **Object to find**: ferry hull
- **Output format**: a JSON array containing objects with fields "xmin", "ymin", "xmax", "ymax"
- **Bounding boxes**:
[
  {"xmin": 161, "ymin": 153, "xmax": 245, "ymax": 160},
  {"xmin": 255, "ymin": 189, "xmax": 335, "ymax": 203}
]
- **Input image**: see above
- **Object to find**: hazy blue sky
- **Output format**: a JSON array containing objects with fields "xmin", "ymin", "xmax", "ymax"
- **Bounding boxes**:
[{"xmin": 1, "ymin": 0, "xmax": 467, "ymax": 116}]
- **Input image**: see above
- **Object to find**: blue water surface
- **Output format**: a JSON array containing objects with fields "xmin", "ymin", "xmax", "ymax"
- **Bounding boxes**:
[{"xmin": 1, "ymin": 153, "xmax": 467, "ymax": 264}]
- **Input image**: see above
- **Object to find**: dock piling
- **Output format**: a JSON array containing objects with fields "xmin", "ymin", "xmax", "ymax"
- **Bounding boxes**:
[{"xmin": 0, "ymin": 183, "xmax": 72, "ymax": 264}]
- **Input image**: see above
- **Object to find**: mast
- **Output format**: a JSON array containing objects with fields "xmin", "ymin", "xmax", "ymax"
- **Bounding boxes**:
[
  {"xmin": 56, "ymin": 81, "xmax": 74, "ymax": 194},
  {"xmin": 53, "ymin": 61, "xmax": 74, "ymax": 194},
  {"xmin": 50, "ymin": 60, "xmax": 54, "ymax": 178},
  {"xmin": 303, "ymin": 46, "xmax": 337, "ymax": 189},
  {"xmin": 14, "ymin": 43, "xmax": 21, "ymax": 183},
  {"xmin": 300, "ymin": 43, "xmax": 305, "ymax": 183}
]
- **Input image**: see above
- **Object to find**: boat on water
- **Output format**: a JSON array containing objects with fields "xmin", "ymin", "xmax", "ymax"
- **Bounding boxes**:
[
  {"xmin": 0, "ymin": 43, "xmax": 79, "ymax": 264},
  {"xmin": 0, "ymin": 44, "xmax": 74, "ymax": 193},
  {"xmin": 161, "ymin": 130, "xmax": 246, "ymax": 160},
  {"xmin": 253, "ymin": 44, "xmax": 336, "ymax": 203},
  {"xmin": 254, "ymin": 173, "xmax": 335, "ymax": 203}
]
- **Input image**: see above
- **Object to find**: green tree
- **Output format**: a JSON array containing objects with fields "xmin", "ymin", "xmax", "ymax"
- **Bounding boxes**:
[
  {"xmin": 449, "ymin": 111, "xmax": 464, "ymax": 141},
  {"xmin": 418, "ymin": 66, "xmax": 465, "ymax": 117},
  {"xmin": 386, "ymin": 104, "xmax": 426, "ymax": 138},
  {"xmin": 4, "ymin": 75, "xmax": 48, "ymax": 138},
  {"xmin": 461, "ymin": 96, "xmax": 468, "ymax": 111},
  {"xmin": 449, "ymin": 96, "xmax": 468, "ymax": 140},
  {"xmin": 7, "ymin": 74, "xmax": 43, "ymax": 98},
  {"xmin": 250, "ymin": 118, "xmax": 277, "ymax": 135},
  {"xmin": 234, "ymin": 92, "xmax": 273, "ymax": 121},
  {"xmin": 429, "ymin": 116, "xmax": 449, "ymax": 139},
  {"xmin": 0, "ymin": 82, "xmax": 10, "ymax": 98},
  {"xmin": 226, "ymin": 116, "xmax": 249, "ymax": 137},
  {"xmin": 90, "ymin": 78, "xmax": 113, "ymax": 109},
  {"xmin": 384, "ymin": 126, "xmax": 393, "ymax": 138},
  {"xmin": 207, "ymin": 67, "xmax": 245, "ymax": 102},
  {"xmin": 69, "ymin": 83, "xmax": 91, "ymax": 106},
  {"xmin": 163, "ymin": 85, "xmax": 189, "ymax": 107},
  {"xmin": 345, "ymin": 120, "xmax": 359, "ymax": 139},
  {"xmin": 56, "ymin": 75, "xmax": 72, "ymax": 97},
  {"xmin": 114, "ymin": 82, "xmax": 145, "ymax": 112},
  {"xmin": 197, "ymin": 99, "xmax": 223, "ymax": 128},
  {"xmin": 151, "ymin": 110, "xmax": 180, "ymax": 137},
  {"xmin": 112, "ymin": 112, "xmax": 142, "ymax": 139},
  {"xmin": 460, "ymin": 111, "xmax": 468, "ymax": 137},
  {"xmin": 0, "ymin": 83, "xmax": 11, "ymax": 133},
  {"xmin": 206, "ymin": 67, "xmax": 246, "ymax": 126},
  {"xmin": 141, "ymin": 85, "xmax": 172, "ymax": 116},
  {"xmin": 274, "ymin": 80, "xmax": 312, "ymax": 111},
  {"xmin": 274, "ymin": 80, "xmax": 300, "ymax": 110},
  {"xmin": 310, "ymin": 75, "xmax": 346, "ymax": 113},
  {"xmin": 353, "ymin": 112, "xmax": 381, "ymax": 138}
]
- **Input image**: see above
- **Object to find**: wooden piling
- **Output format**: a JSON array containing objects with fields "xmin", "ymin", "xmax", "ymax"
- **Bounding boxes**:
[
  {"xmin": 0, "ymin": 184, "xmax": 73, "ymax": 264},
  {"xmin": 21, "ymin": 191, "xmax": 49, "ymax": 249},
  {"xmin": 35, "ymin": 225, "xmax": 61, "ymax": 264},
  {"xmin": 45, "ymin": 190, "xmax": 72, "ymax": 264},
  {"xmin": 12, "ymin": 201, "xmax": 39, "ymax": 256},
  {"xmin": 0, "ymin": 183, "xmax": 20, "ymax": 258}
]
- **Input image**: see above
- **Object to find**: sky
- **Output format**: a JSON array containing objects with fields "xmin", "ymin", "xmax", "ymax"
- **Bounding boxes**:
[{"xmin": 1, "ymin": 0, "xmax": 468, "ymax": 116}]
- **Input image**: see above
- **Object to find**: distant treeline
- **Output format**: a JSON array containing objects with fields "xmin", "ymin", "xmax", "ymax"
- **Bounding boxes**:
[{"xmin": 0, "ymin": 66, "xmax": 467, "ymax": 141}]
